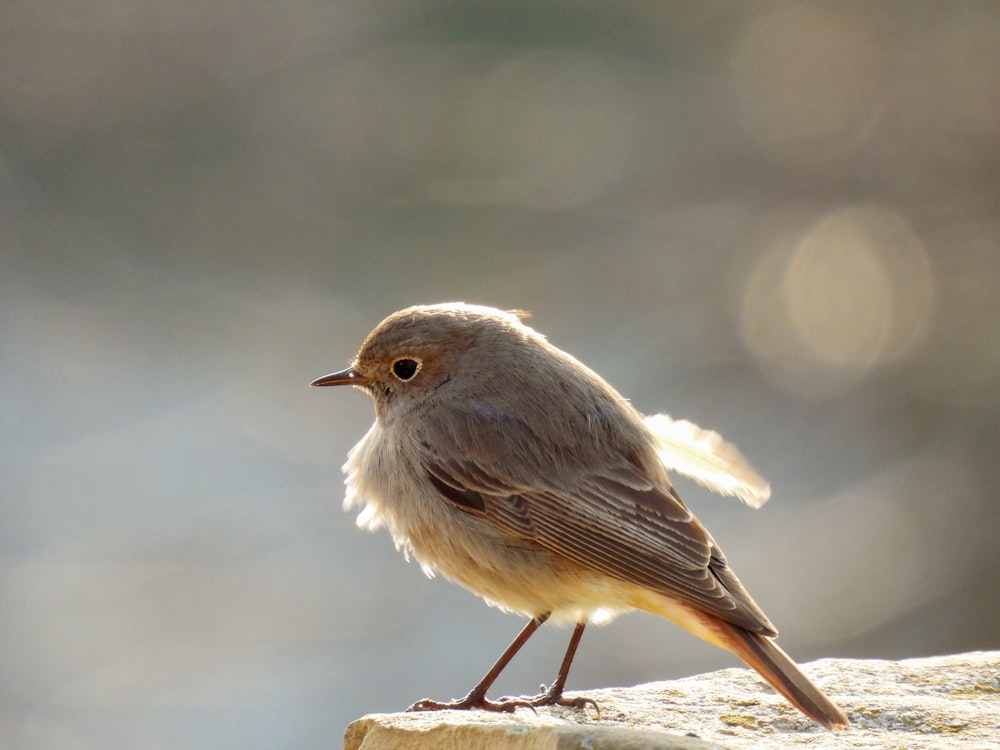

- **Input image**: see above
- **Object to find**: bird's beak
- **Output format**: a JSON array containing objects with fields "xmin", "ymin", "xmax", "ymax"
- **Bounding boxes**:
[{"xmin": 310, "ymin": 366, "xmax": 368, "ymax": 387}]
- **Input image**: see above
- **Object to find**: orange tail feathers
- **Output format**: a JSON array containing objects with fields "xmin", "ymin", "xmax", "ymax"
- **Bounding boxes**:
[
  {"xmin": 633, "ymin": 590, "xmax": 849, "ymax": 729},
  {"xmin": 713, "ymin": 619, "xmax": 849, "ymax": 730}
]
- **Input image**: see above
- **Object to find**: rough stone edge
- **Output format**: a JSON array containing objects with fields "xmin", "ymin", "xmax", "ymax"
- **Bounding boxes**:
[
  {"xmin": 342, "ymin": 651, "xmax": 1000, "ymax": 749},
  {"xmin": 344, "ymin": 717, "xmax": 726, "ymax": 750}
]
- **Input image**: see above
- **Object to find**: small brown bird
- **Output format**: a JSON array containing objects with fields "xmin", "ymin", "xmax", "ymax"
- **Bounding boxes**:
[{"xmin": 312, "ymin": 303, "xmax": 848, "ymax": 729}]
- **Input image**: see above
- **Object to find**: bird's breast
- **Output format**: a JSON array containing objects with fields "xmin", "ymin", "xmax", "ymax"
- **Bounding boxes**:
[{"xmin": 341, "ymin": 421, "xmax": 639, "ymax": 623}]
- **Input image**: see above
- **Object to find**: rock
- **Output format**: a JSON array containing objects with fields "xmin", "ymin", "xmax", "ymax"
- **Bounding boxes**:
[
  {"xmin": 343, "ymin": 651, "xmax": 1000, "ymax": 749},
  {"xmin": 344, "ymin": 718, "xmax": 721, "ymax": 750}
]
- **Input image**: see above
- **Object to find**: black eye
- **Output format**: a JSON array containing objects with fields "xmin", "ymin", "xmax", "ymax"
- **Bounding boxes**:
[{"xmin": 391, "ymin": 358, "xmax": 421, "ymax": 381}]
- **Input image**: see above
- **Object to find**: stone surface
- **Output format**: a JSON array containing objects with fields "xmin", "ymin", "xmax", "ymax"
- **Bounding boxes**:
[{"xmin": 344, "ymin": 651, "xmax": 1000, "ymax": 749}]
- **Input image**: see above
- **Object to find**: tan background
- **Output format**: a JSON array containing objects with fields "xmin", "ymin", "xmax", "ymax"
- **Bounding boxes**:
[{"xmin": 2, "ymin": 2, "xmax": 999, "ymax": 748}]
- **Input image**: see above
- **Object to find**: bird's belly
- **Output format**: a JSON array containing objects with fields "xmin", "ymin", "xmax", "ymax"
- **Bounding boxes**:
[
  {"xmin": 403, "ymin": 506, "xmax": 639, "ymax": 625},
  {"xmin": 345, "ymin": 428, "xmax": 640, "ymax": 624}
]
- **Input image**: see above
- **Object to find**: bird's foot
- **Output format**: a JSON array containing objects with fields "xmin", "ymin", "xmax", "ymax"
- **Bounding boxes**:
[
  {"xmin": 514, "ymin": 683, "xmax": 600, "ymax": 714},
  {"xmin": 407, "ymin": 690, "xmax": 536, "ymax": 714},
  {"xmin": 407, "ymin": 685, "xmax": 598, "ymax": 715}
]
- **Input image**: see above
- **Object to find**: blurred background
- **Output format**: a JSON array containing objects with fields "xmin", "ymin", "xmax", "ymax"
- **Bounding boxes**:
[{"xmin": 2, "ymin": 1, "xmax": 999, "ymax": 747}]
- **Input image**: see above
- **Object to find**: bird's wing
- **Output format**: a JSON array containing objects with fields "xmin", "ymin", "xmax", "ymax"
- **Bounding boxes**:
[
  {"xmin": 416, "ymin": 401, "xmax": 776, "ymax": 635},
  {"xmin": 644, "ymin": 414, "xmax": 771, "ymax": 509}
]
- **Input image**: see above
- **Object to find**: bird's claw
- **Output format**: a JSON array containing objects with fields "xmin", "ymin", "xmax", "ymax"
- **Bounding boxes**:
[
  {"xmin": 407, "ymin": 693, "xmax": 534, "ymax": 713},
  {"xmin": 524, "ymin": 684, "xmax": 600, "ymax": 715},
  {"xmin": 406, "ymin": 686, "xmax": 598, "ymax": 716}
]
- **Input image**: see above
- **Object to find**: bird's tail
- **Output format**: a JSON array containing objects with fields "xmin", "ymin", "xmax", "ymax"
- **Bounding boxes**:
[
  {"xmin": 712, "ymin": 619, "xmax": 849, "ymax": 730},
  {"xmin": 636, "ymin": 593, "xmax": 849, "ymax": 729}
]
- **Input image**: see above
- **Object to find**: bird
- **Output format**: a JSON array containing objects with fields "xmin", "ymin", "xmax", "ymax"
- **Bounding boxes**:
[{"xmin": 311, "ymin": 302, "xmax": 849, "ymax": 729}]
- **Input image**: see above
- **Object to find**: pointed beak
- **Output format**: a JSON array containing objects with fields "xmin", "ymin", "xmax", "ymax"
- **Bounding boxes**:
[{"xmin": 310, "ymin": 366, "xmax": 368, "ymax": 387}]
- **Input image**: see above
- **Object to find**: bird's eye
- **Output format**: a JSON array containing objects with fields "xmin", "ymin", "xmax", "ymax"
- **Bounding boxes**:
[{"xmin": 391, "ymin": 358, "xmax": 421, "ymax": 381}]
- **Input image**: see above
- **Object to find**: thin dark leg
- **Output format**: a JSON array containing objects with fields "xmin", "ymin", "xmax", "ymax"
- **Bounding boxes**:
[
  {"xmin": 520, "ymin": 621, "xmax": 598, "ymax": 712},
  {"xmin": 408, "ymin": 616, "xmax": 598, "ymax": 715},
  {"xmin": 539, "ymin": 621, "xmax": 586, "ymax": 702},
  {"xmin": 407, "ymin": 613, "xmax": 550, "ymax": 713}
]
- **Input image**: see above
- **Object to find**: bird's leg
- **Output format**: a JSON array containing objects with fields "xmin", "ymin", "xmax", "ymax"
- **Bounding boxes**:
[
  {"xmin": 517, "ymin": 621, "xmax": 598, "ymax": 712},
  {"xmin": 407, "ymin": 614, "xmax": 550, "ymax": 713}
]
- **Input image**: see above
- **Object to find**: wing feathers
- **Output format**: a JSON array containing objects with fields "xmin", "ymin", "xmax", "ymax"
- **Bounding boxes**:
[
  {"xmin": 644, "ymin": 414, "xmax": 771, "ymax": 508},
  {"xmin": 418, "ymin": 403, "xmax": 775, "ymax": 634}
]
